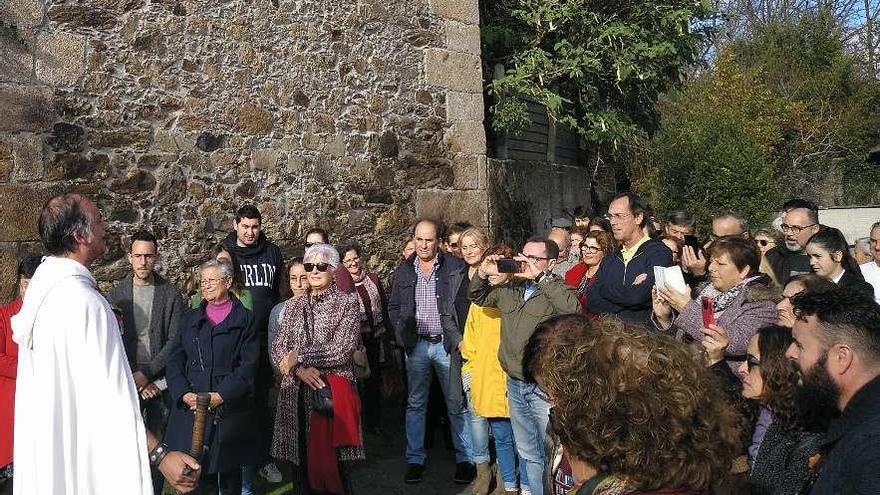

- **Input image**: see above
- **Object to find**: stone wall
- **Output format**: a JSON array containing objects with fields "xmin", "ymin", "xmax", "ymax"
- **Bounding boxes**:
[
  {"xmin": 0, "ymin": 0, "xmax": 487, "ymax": 298},
  {"xmin": 488, "ymin": 158, "xmax": 592, "ymax": 247}
]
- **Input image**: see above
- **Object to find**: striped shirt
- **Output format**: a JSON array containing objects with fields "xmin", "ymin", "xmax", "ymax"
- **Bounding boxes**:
[{"xmin": 414, "ymin": 256, "xmax": 443, "ymax": 336}]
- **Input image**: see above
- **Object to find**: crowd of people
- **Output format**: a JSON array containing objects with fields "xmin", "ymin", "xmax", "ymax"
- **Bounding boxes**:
[{"xmin": 1, "ymin": 190, "xmax": 880, "ymax": 495}]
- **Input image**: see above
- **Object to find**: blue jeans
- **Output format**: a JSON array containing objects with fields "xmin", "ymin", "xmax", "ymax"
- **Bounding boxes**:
[
  {"xmin": 240, "ymin": 465, "xmax": 256, "ymax": 495},
  {"xmin": 507, "ymin": 376, "xmax": 550, "ymax": 495},
  {"xmin": 405, "ymin": 339, "xmax": 473, "ymax": 464},
  {"xmin": 464, "ymin": 373, "xmax": 518, "ymax": 491}
]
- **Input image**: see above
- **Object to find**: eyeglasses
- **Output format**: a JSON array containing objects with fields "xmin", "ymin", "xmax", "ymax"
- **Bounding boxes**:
[
  {"xmin": 305, "ymin": 242, "xmax": 315, "ymax": 248},
  {"xmin": 580, "ymin": 245, "xmax": 601, "ymax": 253},
  {"xmin": 199, "ymin": 277, "xmax": 228, "ymax": 287},
  {"xmin": 756, "ymin": 239, "xmax": 770, "ymax": 247},
  {"xmin": 604, "ymin": 212, "xmax": 632, "ymax": 221},
  {"xmin": 781, "ymin": 223, "xmax": 816, "ymax": 234},
  {"xmin": 746, "ymin": 354, "xmax": 761, "ymax": 372},
  {"xmin": 304, "ymin": 262, "xmax": 331, "ymax": 272},
  {"xmin": 523, "ymin": 254, "xmax": 550, "ymax": 261},
  {"xmin": 342, "ymin": 256, "xmax": 360, "ymax": 266}
]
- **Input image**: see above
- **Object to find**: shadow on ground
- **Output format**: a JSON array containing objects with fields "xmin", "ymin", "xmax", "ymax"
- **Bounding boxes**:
[{"xmin": 166, "ymin": 405, "xmax": 461, "ymax": 495}]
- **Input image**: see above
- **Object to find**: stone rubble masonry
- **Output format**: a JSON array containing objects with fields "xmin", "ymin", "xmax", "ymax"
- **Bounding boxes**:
[{"xmin": 0, "ymin": 0, "xmax": 489, "ymax": 299}]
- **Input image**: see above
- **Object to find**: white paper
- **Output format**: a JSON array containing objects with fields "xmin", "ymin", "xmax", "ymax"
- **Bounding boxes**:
[{"xmin": 654, "ymin": 265, "xmax": 688, "ymax": 294}]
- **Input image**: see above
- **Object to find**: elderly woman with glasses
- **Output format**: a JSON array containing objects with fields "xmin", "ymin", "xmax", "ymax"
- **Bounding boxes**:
[
  {"xmin": 165, "ymin": 259, "xmax": 262, "ymax": 494},
  {"xmin": 334, "ymin": 242, "xmax": 391, "ymax": 435},
  {"xmin": 271, "ymin": 244, "xmax": 364, "ymax": 495}
]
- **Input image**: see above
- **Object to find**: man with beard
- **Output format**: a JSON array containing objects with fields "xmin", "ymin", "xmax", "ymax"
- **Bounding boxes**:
[
  {"xmin": 785, "ymin": 287, "xmax": 880, "ymax": 493},
  {"xmin": 767, "ymin": 204, "xmax": 819, "ymax": 286},
  {"xmin": 107, "ymin": 229, "xmax": 186, "ymax": 495}
]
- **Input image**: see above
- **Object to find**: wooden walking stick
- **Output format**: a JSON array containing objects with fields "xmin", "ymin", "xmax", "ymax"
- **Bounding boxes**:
[{"xmin": 182, "ymin": 393, "xmax": 211, "ymax": 476}]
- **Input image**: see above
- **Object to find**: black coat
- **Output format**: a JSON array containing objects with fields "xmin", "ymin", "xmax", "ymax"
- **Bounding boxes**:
[
  {"xmin": 766, "ymin": 246, "xmax": 811, "ymax": 286},
  {"xmin": 836, "ymin": 269, "xmax": 875, "ymax": 299},
  {"xmin": 807, "ymin": 375, "xmax": 880, "ymax": 494},
  {"xmin": 586, "ymin": 238, "xmax": 674, "ymax": 326},
  {"xmin": 750, "ymin": 422, "xmax": 822, "ymax": 495},
  {"xmin": 164, "ymin": 296, "xmax": 265, "ymax": 473}
]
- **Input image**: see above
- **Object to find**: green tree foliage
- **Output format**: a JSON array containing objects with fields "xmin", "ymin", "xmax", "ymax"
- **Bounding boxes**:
[
  {"xmin": 484, "ymin": 0, "xmax": 717, "ymax": 149},
  {"xmin": 633, "ymin": 51, "xmax": 783, "ymax": 229},
  {"xmin": 635, "ymin": 10, "xmax": 880, "ymax": 229}
]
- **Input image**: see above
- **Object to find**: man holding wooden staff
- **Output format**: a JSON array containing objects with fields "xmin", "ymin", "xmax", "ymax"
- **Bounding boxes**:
[{"xmin": 12, "ymin": 193, "xmax": 200, "ymax": 494}]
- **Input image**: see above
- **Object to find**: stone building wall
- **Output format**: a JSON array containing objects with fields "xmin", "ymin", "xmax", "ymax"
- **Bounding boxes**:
[{"xmin": 0, "ymin": 0, "xmax": 487, "ymax": 298}]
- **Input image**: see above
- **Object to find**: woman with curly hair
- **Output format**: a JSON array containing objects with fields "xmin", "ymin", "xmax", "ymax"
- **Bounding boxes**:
[
  {"xmin": 527, "ymin": 316, "xmax": 741, "ymax": 495},
  {"xmin": 702, "ymin": 325, "xmax": 824, "ymax": 494}
]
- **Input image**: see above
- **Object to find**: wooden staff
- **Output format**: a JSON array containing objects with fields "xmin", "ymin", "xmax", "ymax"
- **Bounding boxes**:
[{"xmin": 182, "ymin": 393, "xmax": 211, "ymax": 476}]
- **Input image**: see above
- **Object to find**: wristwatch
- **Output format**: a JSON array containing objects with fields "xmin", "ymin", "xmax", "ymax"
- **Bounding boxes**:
[{"xmin": 149, "ymin": 442, "xmax": 170, "ymax": 468}]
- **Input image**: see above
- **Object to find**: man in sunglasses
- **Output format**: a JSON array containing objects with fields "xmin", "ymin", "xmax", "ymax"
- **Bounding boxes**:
[
  {"xmin": 389, "ymin": 219, "xmax": 475, "ymax": 486},
  {"xmin": 766, "ymin": 206, "xmax": 819, "ymax": 285},
  {"xmin": 443, "ymin": 221, "xmax": 472, "ymax": 259}
]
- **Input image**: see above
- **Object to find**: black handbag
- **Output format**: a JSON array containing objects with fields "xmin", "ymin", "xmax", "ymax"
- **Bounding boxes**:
[{"xmin": 303, "ymin": 304, "xmax": 334, "ymax": 417}]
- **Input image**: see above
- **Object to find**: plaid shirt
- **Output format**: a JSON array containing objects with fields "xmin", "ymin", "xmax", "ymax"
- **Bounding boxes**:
[{"xmin": 414, "ymin": 256, "xmax": 443, "ymax": 336}]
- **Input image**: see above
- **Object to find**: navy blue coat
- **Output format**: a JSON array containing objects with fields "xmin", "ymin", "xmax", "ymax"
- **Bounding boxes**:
[
  {"xmin": 586, "ymin": 238, "xmax": 674, "ymax": 326},
  {"xmin": 808, "ymin": 375, "xmax": 880, "ymax": 494},
  {"xmin": 164, "ymin": 296, "xmax": 265, "ymax": 473},
  {"xmin": 388, "ymin": 252, "xmax": 469, "ymax": 354}
]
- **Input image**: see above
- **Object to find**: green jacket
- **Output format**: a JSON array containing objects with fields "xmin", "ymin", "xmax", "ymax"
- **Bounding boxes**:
[{"xmin": 468, "ymin": 273, "xmax": 580, "ymax": 380}]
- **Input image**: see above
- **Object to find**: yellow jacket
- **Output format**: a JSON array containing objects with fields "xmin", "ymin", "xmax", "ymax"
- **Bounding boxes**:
[{"xmin": 461, "ymin": 303, "xmax": 509, "ymax": 418}]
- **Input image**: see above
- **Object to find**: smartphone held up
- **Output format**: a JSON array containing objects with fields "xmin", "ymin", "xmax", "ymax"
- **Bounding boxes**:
[
  {"xmin": 701, "ymin": 296, "xmax": 715, "ymax": 327},
  {"xmin": 496, "ymin": 258, "xmax": 523, "ymax": 274}
]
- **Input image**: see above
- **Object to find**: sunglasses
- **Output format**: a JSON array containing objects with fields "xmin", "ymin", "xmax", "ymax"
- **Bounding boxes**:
[
  {"xmin": 303, "ymin": 262, "xmax": 331, "ymax": 272},
  {"xmin": 756, "ymin": 239, "xmax": 771, "ymax": 247},
  {"xmin": 746, "ymin": 354, "xmax": 761, "ymax": 372}
]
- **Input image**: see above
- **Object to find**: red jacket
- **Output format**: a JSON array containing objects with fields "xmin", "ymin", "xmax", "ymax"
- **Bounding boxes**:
[
  {"xmin": 0, "ymin": 298, "xmax": 22, "ymax": 467},
  {"xmin": 564, "ymin": 263, "xmax": 597, "ymax": 317}
]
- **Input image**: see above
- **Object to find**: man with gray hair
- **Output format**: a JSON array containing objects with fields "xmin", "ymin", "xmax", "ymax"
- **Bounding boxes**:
[
  {"xmin": 859, "ymin": 222, "xmax": 880, "ymax": 303},
  {"xmin": 853, "ymin": 237, "xmax": 874, "ymax": 266},
  {"xmin": 12, "ymin": 193, "xmax": 199, "ymax": 494},
  {"xmin": 767, "ymin": 206, "xmax": 819, "ymax": 285}
]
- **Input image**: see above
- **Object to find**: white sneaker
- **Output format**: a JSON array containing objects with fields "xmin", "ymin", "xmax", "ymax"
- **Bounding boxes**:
[{"xmin": 259, "ymin": 462, "xmax": 283, "ymax": 483}]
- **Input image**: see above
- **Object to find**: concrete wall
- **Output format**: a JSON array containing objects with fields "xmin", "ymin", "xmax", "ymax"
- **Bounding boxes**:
[{"xmin": 488, "ymin": 158, "xmax": 591, "ymax": 247}]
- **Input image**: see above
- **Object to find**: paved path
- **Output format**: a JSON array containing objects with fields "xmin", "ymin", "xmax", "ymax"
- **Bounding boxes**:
[{"xmin": 245, "ymin": 405, "xmax": 462, "ymax": 495}]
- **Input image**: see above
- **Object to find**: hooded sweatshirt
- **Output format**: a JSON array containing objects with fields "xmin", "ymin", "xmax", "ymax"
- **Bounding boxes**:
[
  {"xmin": 223, "ymin": 231, "xmax": 284, "ymax": 392},
  {"xmin": 222, "ymin": 230, "xmax": 284, "ymax": 329},
  {"xmin": 11, "ymin": 256, "xmax": 152, "ymax": 494}
]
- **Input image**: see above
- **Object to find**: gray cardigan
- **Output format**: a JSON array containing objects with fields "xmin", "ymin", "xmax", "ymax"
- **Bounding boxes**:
[{"xmin": 106, "ymin": 272, "xmax": 186, "ymax": 379}]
